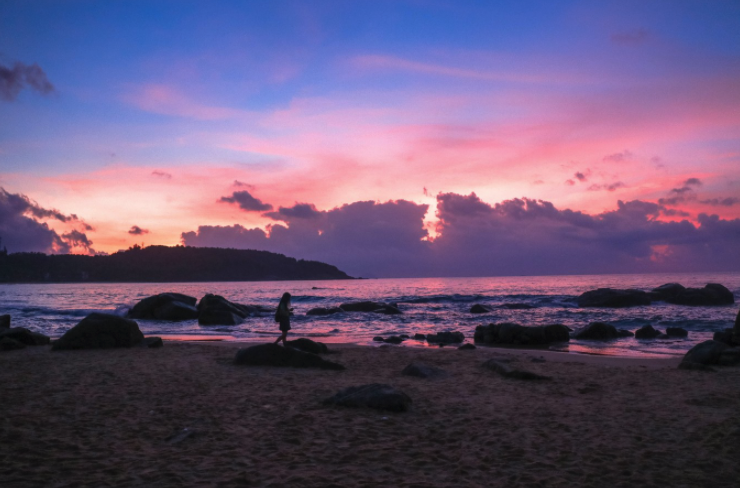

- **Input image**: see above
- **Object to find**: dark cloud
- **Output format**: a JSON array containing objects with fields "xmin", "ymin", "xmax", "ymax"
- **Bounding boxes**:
[
  {"xmin": 128, "ymin": 225, "xmax": 149, "ymax": 235},
  {"xmin": 574, "ymin": 171, "xmax": 588, "ymax": 182},
  {"xmin": 0, "ymin": 187, "xmax": 96, "ymax": 254},
  {"xmin": 0, "ymin": 61, "xmax": 55, "ymax": 101},
  {"xmin": 152, "ymin": 170, "xmax": 172, "ymax": 179},
  {"xmin": 684, "ymin": 178, "xmax": 702, "ymax": 187},
  {"xmin": 219, "ymin": 190, "xmax": 273, "ymax": 212},
  {"xmin": 611, "ymin": 29, "xmax": 649, "ymax": 45},
  {"xmin": 233, "ymin": 180, "xmax": 255, "ymax": 189},
  {"xmin": 264, "ymin": 203, "xmax": 323, "ymax": 221},
  {"xmin": 700, "ymin": 197, "xmax": 740, "ymax": 207},
  {"xmin": 182, "ymin": 193, "xmax": 740, "ymax": 277}
]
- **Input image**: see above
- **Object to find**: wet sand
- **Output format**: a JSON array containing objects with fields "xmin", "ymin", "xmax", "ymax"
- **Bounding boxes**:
[{"xmin": 2, "ymin": 341, "xmax": 739, "ymax": 487}]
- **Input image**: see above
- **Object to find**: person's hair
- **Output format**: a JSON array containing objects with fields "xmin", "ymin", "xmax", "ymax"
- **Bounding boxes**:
[{"xmin": 279, "ymin": 292, "xmax": 291, "ymax": 307}]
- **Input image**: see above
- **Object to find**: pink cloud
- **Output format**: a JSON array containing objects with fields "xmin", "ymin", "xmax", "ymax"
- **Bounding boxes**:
[{"xmin": 121, "ymin": 84, "xmax": 248, "ymax": 120}]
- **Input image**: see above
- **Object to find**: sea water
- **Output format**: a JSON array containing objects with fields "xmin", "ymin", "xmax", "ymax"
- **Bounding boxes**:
[{"xmin": 1, "ymin": 273, "xmax": 739, "ymax": 358}]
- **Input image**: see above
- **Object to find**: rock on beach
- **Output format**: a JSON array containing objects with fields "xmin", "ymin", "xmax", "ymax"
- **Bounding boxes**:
[
  {"xmin": 234, "ymin": 343, "xmax": 344, "ymax": 370},
  {"xmin": 322, "ymin": 383, "xmax": 412, "ymax": 412},
  {"xmin": 53, "ymin": 313, "xmax": 144, "ymax": 350}
]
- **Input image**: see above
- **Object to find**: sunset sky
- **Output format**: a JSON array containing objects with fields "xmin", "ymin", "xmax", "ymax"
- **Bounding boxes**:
[{"xmin": 1, "ymin": 1, "xmax": 739, "ymax": 277}]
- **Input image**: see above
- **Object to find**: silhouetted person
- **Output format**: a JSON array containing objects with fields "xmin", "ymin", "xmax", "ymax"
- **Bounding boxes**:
[{"xmin": 274, "ymin": 292, "xmax": 293, "ymax": 345}]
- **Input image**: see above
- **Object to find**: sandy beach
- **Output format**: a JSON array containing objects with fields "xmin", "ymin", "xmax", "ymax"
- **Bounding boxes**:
[{"xmin": 2, "ymin": 341, "xmax": 739, "ymax": 487}]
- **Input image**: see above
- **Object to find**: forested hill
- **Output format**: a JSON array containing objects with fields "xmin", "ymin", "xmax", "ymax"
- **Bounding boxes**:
[{"xmin": 0, "ymin": 246, "xmax": 354, "ymax": 283}]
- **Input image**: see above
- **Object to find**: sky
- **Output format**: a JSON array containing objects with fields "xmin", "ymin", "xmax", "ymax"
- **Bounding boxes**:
[{"xmin": 1, "ymin": 0, "xmax": 739, "ymax": 277}]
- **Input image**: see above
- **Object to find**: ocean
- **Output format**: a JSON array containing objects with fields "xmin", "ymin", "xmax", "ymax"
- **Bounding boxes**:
[{"xmin": 2, "ymin": 272, "xmax": 739, "ymax": 358}]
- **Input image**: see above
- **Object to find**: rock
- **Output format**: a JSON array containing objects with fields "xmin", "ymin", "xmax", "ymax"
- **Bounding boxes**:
[
  {"xmin": 426, "ymin": 331, "xmax": 464, "ymax": 344},
  {"xmin": 197, "ymin": 294, "xmax": 271, "ymax": 325},
  {"xmin": 413, "ymin": 333, "xmax": 426, "ymax": 340},
  {"xmin": 400, "ymin": 334, "xmax": 409, "ymax": 339},
  {"xmin": 680, "ymin": 340, "xmax": 728, "ymax": 366},
  {"xmin": 373, "ymin": 336, "xmax": 404, "ymax": 344},
  {"xmin": 234, "ymin": 343, "xmax": 344, "ymax": 370},
  {"xmin": 665, "ymin": 327, "xmax": 688, "ymax": 338},
  {"xmin": 734, "ymin": 309, "xmax": 740, "ymax": 337},
  {"xmin": 482, "ymin": 359, "xmax": 552, "ymax": 380},
  {"xmin": 52, "ymin": 313, "xmax": 144, "ymax": 350},
  {"xmin": 496, "ymin": 303, "xmax": 535, "ymax": 310},
  {"xmin": 667, "ymin": 284, "xmax": 735, "ymax": 306},
  {"xmin": 401, "ymin": 362, "xmax": 448, "ymax": 378},
  {"xmin": 306, "ymin": 307, "xmax": 343, "ymax": 316},
  {"xmin": 458, "ymin": 343, "xmax": 476, "ymax": 350},
  {"xmin": 713, "ymin": 329, "xmax": 735, "ymax": 346},
  {"xmin": 0, "ymin": 327, "xmax": 51, "ymax": 346},
  {"xmin": 0, "ymin": 314, "xmax": 10, "ymax": 328},
  {"xmin": 374, "ymin": 304, "xmax": 402, "ymax": 315},
  {"xmin": 285, "ymin": 338, "xmax": 329, "ymax": 354},
  {"xmin": 574, "ymin": 322, "xmax": 619, "ymax": 340},
  {"xmin": 650, "ymin": 283, "xmax": 686, "ymax": 301},
  {"xmin": 718, "ymin": 348, "xmax": 740, "ymax": 366},
  {"xmin": 339, "ymin": 301, "xmax": 386, "ymax": 312},
  {"xmin": 0, "ymin": 337, "xmax": 26, "ymax": 351},
  {"xmin": 473, "ymin": 323, "xmax": 570, "ymax": 345},
  {"xmin": 616, "ymin": 329, "xmax": 635, "ymax": 338},
  {"xmin": 372, "ymin": 336, "xmax": 384, "ymax": 342},
  {"xmin": 322, "ymin": 383, "xmax": 412, "ymax": 412},
  {"xmin": 141, "ymin": 336, "xmax": 163, "ymax": 348},
  {"xmin": 128, "ymin": 293, "xmax": 198, "ymax": 320},
  {"xmin": 635, "ymin": 325, "xmax": 662, "ymax": 339},
  {"xmin": 470, "ymin": 304, "xmax": 491, "ymax": 314},
  {"xmin": 577, "ymin": 288, "xmax": 651, "ymax": 308}
]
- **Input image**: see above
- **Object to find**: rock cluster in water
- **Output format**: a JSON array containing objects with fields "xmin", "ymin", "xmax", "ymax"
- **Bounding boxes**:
[
  {"xmin": 577, "ymin": 283, "xmax": 734, "ymax": 308},
  {"xmin": 127, "ymin": 292, "xmax": 272, "ymax": 326},
  {"xmin": 307, "ymin": 301, "xmax": 402, "ymax": 316}
]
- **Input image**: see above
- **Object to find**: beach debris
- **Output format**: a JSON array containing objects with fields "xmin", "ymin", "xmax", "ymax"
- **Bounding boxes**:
[
  {"xmin": 458, "ymin": 343, "xmax": 476, "ymax": 350},
  {"xmin": 577, "ymin": 288, "xmax": 651, "ymax": 308},
  {"xmin": 52, "ymin": 313, "xmax": 143, "ymax": 350},
  {"xmin": 426, "ymin": 331, "xmax": 464, "ymax": 344},
  {"xmin": 573, "ymin": 322, "xmax": 619, "ymax": 341},
  {"xmin": 373, "ymin": 335, "xmax": 405, "ymax": 344},
  {"xmin": 285, "ymin": 338, "xmax": 329, "ymax": 354},
  {"xmin": 234, "ymin": 343, "xmax": 345, "ymax": 370},
  {"xmin": 339, "ymin": 301, "xmax": 402, "ymax": 314},
  {"xmin": 141, "ymin": 336, "xmax": 164, "ymax": 348},
  {"xmin": 306, "ymin": 307, "xmax": 343, "ymax": 316},
  {"xmin": 401, "ymin": 362, "xmax": 448, "ymax": 379},
  {"xmin": 474, "ymin": 323, "xmax": 570, "ymax": 345},
  {"xmin": 0, "ymin": 327, "xmax": 51, "ymax": 346},
  {"xmin": 323, "ymin": 383, "xmax": 412, "ymax": 412},
  {"xmin": 635, "ymin": 325, "xmax": 662, "ymax": 339},
  {"xmin": 470, "ymin": 304, "xmax": 492, "ymax": 314},
  {"xmin": 0, "ymin": 314, "xmax": 9, "ymax": 328},
  {"xmin": 482, "ymin": 359, "xmax": 552, "ymax": 381},
  {"xmin": 128, "ymin": 292, "xmax": 199, "ymax": 321},
  {"xmin": 0, "ymin": 336, "xmax": 26, "ymax": 351},
  {"xmin": 679, "ymin": 340, "xmax": 731, "ymax": 369}
]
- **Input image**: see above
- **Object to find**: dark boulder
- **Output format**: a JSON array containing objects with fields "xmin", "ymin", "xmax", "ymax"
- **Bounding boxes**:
[
  {"xmin": 577, "ymin": 288, "xmax": 651, "ymax": 308},
  {"xmin": 734, "ymin": 309, "xmax": 740, "ymax": 337},
  {"xmin": 285, "ymin": 338, "xmax": 329, "ymax": 354},
  {"xmin": 0, "ymin": 337, "xmax": 26, "ymax": 351},
  {"xmin": 470, "ymin": 304, "xmax": 492, "ymax": 314},
  {"xmin": 713, "ymin": 329, "xmax": 735, "ymax": 346},
  {"xmin": 401, "ymin": 362, "xmax": 448, "ymax": 378},
  {"xmin": 474, "ymin": 323, "xmax": 570, "ymax": 345},
  {"xmin": 616, "ymin": 329, "xmax": 635, "ymax": 338},
  {"xmin": 413, "ymin": 333, "xmax": 426, "ymax": 340},
  {"xmin": 665, "ymin": 327, "xmax": 688, "ymax": 338},
  {"xmin": 306, "ymin": 307, "xmax": 343, "ymax": 316},
  {"xmin": 52, "ymin": 313, "xmax": 143, "ymax": 350},
  {"xmin": 458, "ymin": 343, "xmax": 476, "ymax": 350},
  {"xmin": 373, "ymin": 336, "xmax": 404, "ymax": 344},
  {"xmin": 650, "ymin": 283, "xmax": 686, "ymax": 301},
  {"xmin": 635, "ymin": 325, "xmax": 662, "ymax": 339},
  {"xmin": 497, "ymin": 303, "xmax": 535, "ymax": 310},
  {"xmin": 234, "ymin": 343, "xmax": 344, "ymax": 370},
  {"xmin": 141, "ymin": 337, "xmax": 164, "ymax": 348},
  {"xmin": 339, "ymin": 301, "xmax": 386, "ymax": 312},
  {"xmin": 668, "ymin": 284, "xmax": 735, "ymax": 306},
  {"xmin": 0, "ymin": 314, "xmax": 10, "ymax": 328},
  {"xmin": 0, "ymin": 327, "xmax": 51, "ymax": 346},
  {"xmin": 128, "ymin": 293, "xmax": 199, "ymax": 320},
  {"xmin": 482, "ymin": 359, "xmax": 552, "ymax": 381},
  {"xmin": 322, "ymin": 383, "xmax": 412, "ymax": 412},
  {"xmin": 426, "ymin": 331, "xmax": 464, "ymax": 344},
  {"xmin": 574, "ymin": 322, "xmax": 618, "ymax": 340},
  {"xmin": 680, "ymin": 340, "xmax": 728, "ymax": 367},
  {"xmin": 197, "ymin": 294, "xmax": 271, "ymax": 326}
]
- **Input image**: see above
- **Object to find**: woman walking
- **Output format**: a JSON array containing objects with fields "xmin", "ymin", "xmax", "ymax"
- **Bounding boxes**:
[{"xmin": 274, "ymin": 292, "xmax": 293, "ymax": 346}]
